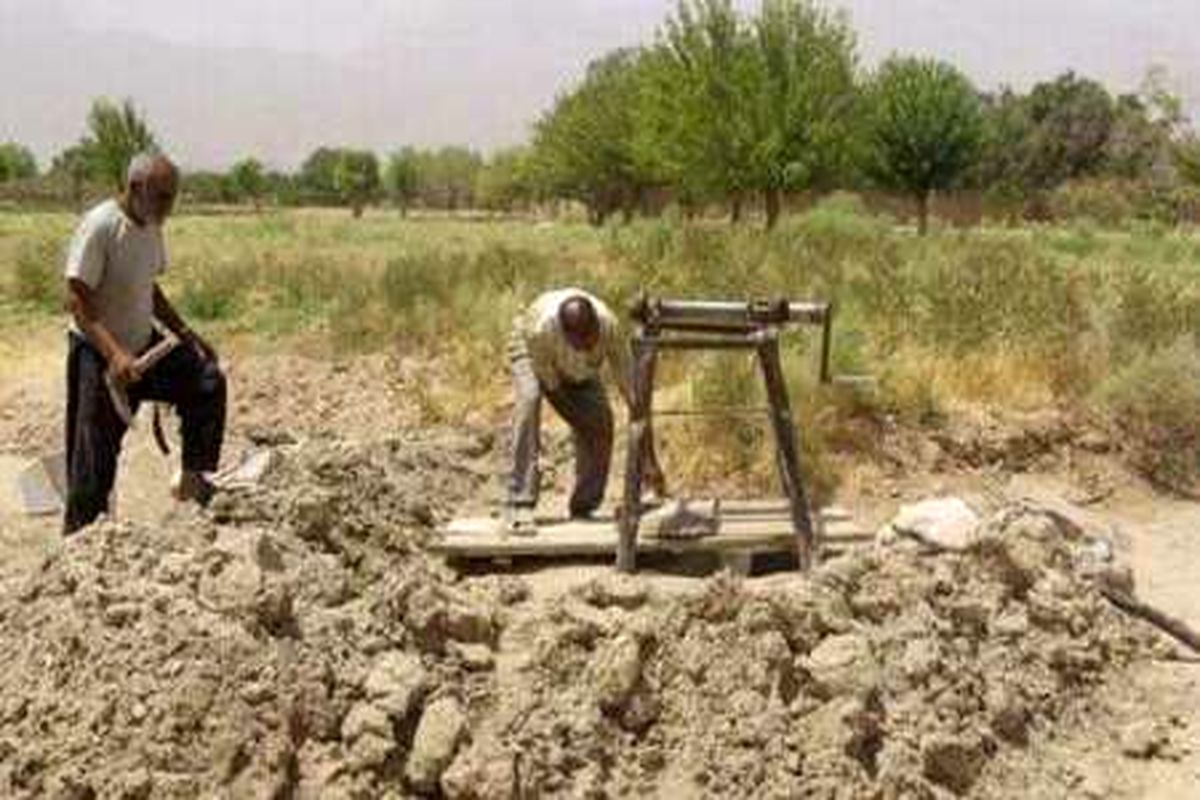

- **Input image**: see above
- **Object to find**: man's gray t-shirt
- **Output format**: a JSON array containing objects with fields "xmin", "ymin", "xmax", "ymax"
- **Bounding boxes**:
[{"xmin": 64, "ymin": 199, "xmax": 166, "ymax": 353}]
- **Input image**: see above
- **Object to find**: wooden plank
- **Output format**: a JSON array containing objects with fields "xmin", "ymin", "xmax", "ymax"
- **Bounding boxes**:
[{"xmin": 434, "ymin": 504, "xmax": 868, "ymax": 561}]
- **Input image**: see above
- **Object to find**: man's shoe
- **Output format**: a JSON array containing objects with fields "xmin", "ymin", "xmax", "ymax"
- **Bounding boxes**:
[
  {"xmin": 640, "ymin": 488, "xmax": 667, "ymax": 510},
  {"xmin": 171, "ymin": 470, "xmax": 216, "ymax": 507}
]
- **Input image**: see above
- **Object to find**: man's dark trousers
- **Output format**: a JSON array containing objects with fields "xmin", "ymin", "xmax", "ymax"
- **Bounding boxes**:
[{"xmin": 64, "ymin": 332, "xmax": 226, "ymax": 534}]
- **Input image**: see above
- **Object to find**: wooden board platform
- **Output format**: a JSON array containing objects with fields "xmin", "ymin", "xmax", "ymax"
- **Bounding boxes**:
[{"xmin": 432, "ymin": 500, "xmax": 869, "ymax": 561}]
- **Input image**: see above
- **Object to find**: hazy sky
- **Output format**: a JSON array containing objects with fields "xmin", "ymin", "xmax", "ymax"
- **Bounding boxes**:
[{"xmin": 2, "ymin": 0, "xmax": 1198, "ymax": 169}]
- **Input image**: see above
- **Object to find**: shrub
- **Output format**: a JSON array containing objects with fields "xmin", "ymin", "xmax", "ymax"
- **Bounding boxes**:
[
  {"xmin": 12, "ymin": 233, "xmax": 63, "ymax": 311},
  {"xmin": 1049, "ymin": 179, "xmax": 1136, "ymax": 228},
  {"xmin": 1099, "ymin": 337, "xmax": 1200, "ymax": 493},
  {"xmin": 176, "ymin": 257, "xmax": 254, "ymax": 320}
]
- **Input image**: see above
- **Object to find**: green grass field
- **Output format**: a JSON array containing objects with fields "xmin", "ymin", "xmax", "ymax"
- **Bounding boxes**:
[{"xmin": 4, "ymin": 200, "xmax": 1200, "ymax": 494}]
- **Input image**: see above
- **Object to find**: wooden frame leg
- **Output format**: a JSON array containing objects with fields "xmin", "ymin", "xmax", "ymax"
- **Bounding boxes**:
[
  {"xmin": 756, "ymin": 333, "xmax": 816, "ymax": 571},
  {"xmin": 618, "ymin": 336, "xmax": 658, "ymax": 573}
]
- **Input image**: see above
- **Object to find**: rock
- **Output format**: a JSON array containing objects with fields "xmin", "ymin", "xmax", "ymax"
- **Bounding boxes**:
[
  {"xmin": 495, "ymin": 577, "xmax": 529, "ymax": 606},
  {"xmin": 620, "ymin": 687, "xmax": 661, "ymax": 734},
  {"xmin": 445, "ymin": 604, "xmax": 495, "ymax": 644},
  {"xmin": 449, "ymin": 643, "xmax": 495, "ymax": 672},
  {"xmin": 887, "ymin": 498, "xmax": 981, "ymax": 552},
  {"xmin": 102, "ymin": 602, "xmax": 141, "ymax": 628},
  {"xmin": 441, "ymin": 750, "xmax": 515, "ymax": 800},
  {"xmin": 801, "ymin": 695, "xmax": 884, "ymax": 766},
  {"xmin": 341, "ymin": 702, "xmax": 392, "ymax": 742},
  {"xmin": 921, "ymin": 733, "xmax": 986, "ymax": 794},
  {"xmin": 991, "ymin": 607, "xmax": 1030, "ymax": 638},
  {"xmin": 580, "ymin": 575, "xmax": 648, "ymax": 610},
  {"xmin": 252, "ymin": 533, "xmax": 286, "ymax": 572},
  {"xmin": 198, "ymin": 558, "xmax": 262, "ymax": 613},
  {"xmin": 591, "ymin": 633, "xmax": 644, "ymax": 713},
  {"xmin": 347, "ymin": 732, "xmax": 396, "ymax": 774},
  {"xmin": 407, "ymin": 697, "xmax": 468, "ymax": 793},
  {"xmin": 899, "ymin": 638, "xmax": 940, "ymax": 685},
  {"xmin": 253, "ymin": 582, "xmax": 297, "ymax": 637},
  {"xmin": 1076, "ymin": 430, "xmax": 1111, "ymax": 454},
  {"xmin": 364, "ymin": 651, "xmax": 430, "ymax": 720},
  {"xmin": 987, "ymin": 687, "xmax": 1030, "ymax": 745},
  {"xmin": 803, "ymin": 633, "xmax": 878, "ymax": 697}
]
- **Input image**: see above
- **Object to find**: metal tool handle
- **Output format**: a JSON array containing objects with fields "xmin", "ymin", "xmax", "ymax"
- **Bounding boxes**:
[
  {"xmin": 135, "ymin": 330, "xmax": 181, "ymax": 372},
  {"xmin": 631, "ymin": 296, "xmax": 830, "ymax": 327}
]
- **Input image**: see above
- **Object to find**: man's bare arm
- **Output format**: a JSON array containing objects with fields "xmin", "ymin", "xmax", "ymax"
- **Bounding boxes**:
[{"xmin": 67, "ymin": 278, "xmax": 141, "ymax": 384}]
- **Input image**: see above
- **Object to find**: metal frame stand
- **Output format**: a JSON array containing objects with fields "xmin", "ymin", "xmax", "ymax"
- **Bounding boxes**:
[{"xmin": 617, "ymin": 297, "xmax": 834, "ymax": 574}]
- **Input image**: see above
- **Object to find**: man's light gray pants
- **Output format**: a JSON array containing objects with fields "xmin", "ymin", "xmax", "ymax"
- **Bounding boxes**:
[{"xmin": 509, "ymin": 337, "xmax": 613, "ymax": 516}]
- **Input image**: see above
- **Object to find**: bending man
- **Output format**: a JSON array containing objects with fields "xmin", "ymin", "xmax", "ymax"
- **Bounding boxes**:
[
  {"xmin": 63, "ymin": 153, "xmax": 226, "ymax": 533},
  {"xmin": 508, "ymin": 288, "xmax": 665, "ymax": 529}
]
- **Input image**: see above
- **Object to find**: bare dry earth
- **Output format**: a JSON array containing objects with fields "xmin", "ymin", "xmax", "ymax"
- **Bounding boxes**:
[{"xmin": 0, "ymin": 339, "xmax": 1197, "ymax": 798}]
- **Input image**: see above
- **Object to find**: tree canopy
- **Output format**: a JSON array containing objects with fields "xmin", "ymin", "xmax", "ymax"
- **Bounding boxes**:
[{"xmin": 863, "ymin": 56, "xmax": 983, "ymax": 234}]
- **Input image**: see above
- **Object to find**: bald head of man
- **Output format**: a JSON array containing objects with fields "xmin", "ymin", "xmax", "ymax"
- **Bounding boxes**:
[
  {"xmin": 124, "ymin": 152, "xmax": 179, "ymax": 225},
  {"xmin": 558, "ymin": 294, "xmax": 601, "ymax": 352}
]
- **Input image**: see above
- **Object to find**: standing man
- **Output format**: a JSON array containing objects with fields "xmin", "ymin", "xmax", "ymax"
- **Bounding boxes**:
[
  {"xmin": 508, "ymin": 288, "xmax": 665, "ymax": 531},
  {"xmin": 63, "ymin": 153, "xmax": 226, "ymax": 534}
]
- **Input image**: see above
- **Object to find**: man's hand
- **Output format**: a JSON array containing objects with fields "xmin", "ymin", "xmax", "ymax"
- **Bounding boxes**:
[
  {"xmin": 154, "ymin": 284, "xmax": 217, "ymax": 364},
  {"xmin": 107, "ymin": 347, "xmax": 143, "ymax": 387}
]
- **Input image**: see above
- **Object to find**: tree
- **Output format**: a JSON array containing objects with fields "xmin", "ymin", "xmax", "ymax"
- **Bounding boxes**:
[
  {"xmin": 863, "ymin": 56, "xmax": 983, "ymax": 234},
  {"xmin": 533, "ymin": 48, "xmax": 652, "ymax": 224},
  {"xmin": 333, "ymin": 150, "xmax": 381, "ymax": 217},
  {"xmin": 475, "ymin": 147, "xmax": 532, "ymax": 212},
  {"xmin": 976, "ymin": 90, "xmax": 1036, "ymax": 222},
  {"xmin": 299, "ymin": 147, "xmax": 343, "ymax": 204},
  {"xmin": 1106, "ymin": 67, "xmax": 1186, "ymax": 183},
  {"xmin": 641, "ymin": 0, "xmax": 758, "ymax": 221},
  {"xmin": 429, "ymin": 147, "xmax": 483, "ymax": 210},
  {"xmin": 82, "ymin": 98, "xmax": 159, "ymax": 190},
  {"xmin": 228, "ymin": 157, "xmax": 268, "ymax": 209},
  {"xmin": 745, "ymin": 0, "xmax": 858, "ymax": 228},
  {"xmin": 50, "ymin": 144, "xmax": 95, "ymax": 210},
  {"xmin": 0, "ymin": 143, "xmax": 37, "ymax": 182},
  {"xmin": 384, "ymin": 148, "xmax": 421, "ymax": 215},
  {"xmin": 1024, "ymin": 72, "xmax": 1115, "ymax": 188},
  {"xmin": 1176, "ymin": 135, "xmax": 1200, "ymax": 188}
]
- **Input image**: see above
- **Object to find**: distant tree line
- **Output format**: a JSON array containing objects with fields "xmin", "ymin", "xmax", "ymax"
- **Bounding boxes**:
[
  {"xmin": 0, "ymin": 98, "xmax": 538, "ymax": 217},
  {"xmin": 528, "ymin": 0, "xmax": 1200, "ymax": 230},
  {"xmin": 4, "ymin": 1, "xmax": 1199, "ymax": 230}
]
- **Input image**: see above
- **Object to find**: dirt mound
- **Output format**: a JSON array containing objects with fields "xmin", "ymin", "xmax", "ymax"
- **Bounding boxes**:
[
  {"xmin": 0, "ymin": 434, "xmax": 517, "ymax": 799},
  {"xmin": 211, "ymin": 433, "xmax": 496, "ymax": 565},
  {"xmin": 0, "ymin": 429, "xmax": 1173, "ymax": 798},
  {"xmin": 447, "ymin": 507, "xmax": 1161, "ymax": 799}
]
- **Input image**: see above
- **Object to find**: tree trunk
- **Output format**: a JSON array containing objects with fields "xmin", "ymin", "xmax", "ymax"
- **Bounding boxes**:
[
  {"xmin": 764, "ymin": 188, "xmax": 782, "ymax": 231},
  {"xmin": 917, "ymin": 191, "xmax": 930, "ymax": 235},
  {"xmin": 352, "ymin": 201, "xmax": 364, "ymax": 219},
  {"xmin": 638, "ymin": 187, "xmax": 654, "ymax": 218},
  {"xmin": 731, "ymin": 195, "xmax": 743, "ymax": 225}
]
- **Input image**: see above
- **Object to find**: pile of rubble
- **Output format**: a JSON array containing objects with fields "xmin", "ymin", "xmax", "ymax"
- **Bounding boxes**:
[
  {"xmin": 0, "ymin": 434, "xmax": 1177, "ymax": 798},
  {"xmin": 446, "ymin": 502, "xmax": 1163, "ymax": 798}
]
